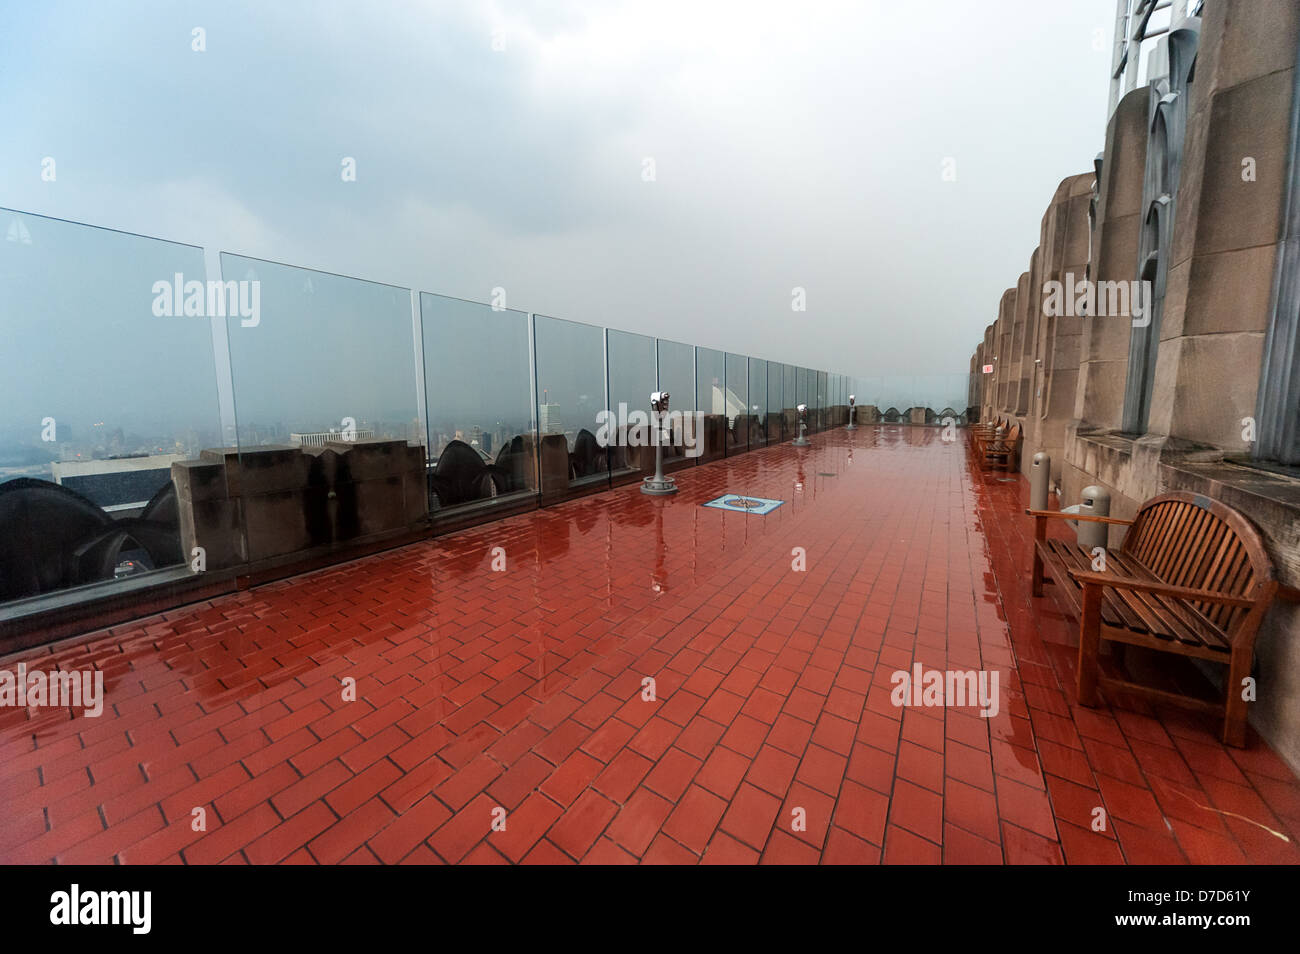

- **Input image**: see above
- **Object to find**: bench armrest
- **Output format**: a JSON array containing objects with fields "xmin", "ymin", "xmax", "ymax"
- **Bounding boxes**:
[
  {"xmin": 1068, "ymin": 570, "xmax": 1257, "ymax": 608},
  {"xmin": 1025, "ymin": 509, "xmax": 1134, "ymax": 526}
]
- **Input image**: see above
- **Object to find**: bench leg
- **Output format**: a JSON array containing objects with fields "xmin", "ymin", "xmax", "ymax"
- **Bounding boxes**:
[
  {"xmin": 1077, "ymin": 583, "xmax": 1102, "ymax": 707},
  {"xmin": 1223, "ymin": 644, "xmax": 1251, "ymax": 748}
]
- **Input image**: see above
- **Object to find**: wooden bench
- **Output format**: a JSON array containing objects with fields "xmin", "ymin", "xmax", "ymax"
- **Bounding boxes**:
[
  {"xmin": 969, "ymin": 417, "xmax": 1001, "ymax": 460},
  {"xmin": 979, "ymin": 422, "xmax": 1021, "ymax": 472},
  {"xmin": 1028, "ymin": 491, "xmax": 1278, "ymax": 747},
  {"xmin": 970, "ymin": 416, "xmax": 1004, "ymax": 446}
]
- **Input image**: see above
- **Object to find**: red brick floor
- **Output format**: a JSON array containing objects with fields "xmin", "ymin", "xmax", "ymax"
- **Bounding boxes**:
[{"xmin": 2, "ymin": 427, "xmax": 1297, "ymax": 864}]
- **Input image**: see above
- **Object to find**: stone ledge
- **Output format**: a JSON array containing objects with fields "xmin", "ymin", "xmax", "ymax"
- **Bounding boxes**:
[{"xmin": 1160, "ymin": 456, "xmax": 1300, "ymax": 585}]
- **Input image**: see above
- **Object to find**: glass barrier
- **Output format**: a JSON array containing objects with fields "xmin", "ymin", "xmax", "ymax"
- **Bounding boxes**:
[
  {"xmin": 880, "ymin": 375, "xmax": 913, "ymax": 421},
  {"xmin": 725, "ymin": 352, "xmax": 748, "ymax": 455},
  {"xmin": 222, "ymin": 254, "xmax": 420, "ymax": 445},
  {"xmin": 221, "ymin": 254, "xmax": 425, "ymax": 563},
  {"xmin": 816, "ymin": 370, "xmax": 828, "ymax": 432},
  {"xmin": 0, "ymin": 209, "xmax": 238, "ymax": 615},
  {"xmin": 534, "ymin": 313, "xmax": 610, "ymax": 501},
  {"xmin": 783, "ymin": 363, "xmax": 796, "ymax": 440},
  {"xmin": 842, "ymin": 375, "xmax": 974, "ymax": 423},
  {"xmin": 696, "ymin": 346, "xmax": 726, "ymax": 463},
  {"xmin": 2, "ymin": 205, "xmax": 878, "ymax": 642},
  {"xmin": 656, "ymin": 338, "xmax": 697, "ymax": 470},
  {"xmin": 606, "ymin": 328, "xmax": 656, "ymax": 483},
  {"xmin": 749, "ymin": 357, "xmax": 768, "ymax": 447},
  {"xmin": 421, "ymin": 293, "xmax": 537, "ymax": 522},
  {"xmin": 796, "ymin": 367, "xmax": 810, "ymax": 427},
  {"xmin": 766, "ymin": 359, "xmax": 784, "ymax": 443}
]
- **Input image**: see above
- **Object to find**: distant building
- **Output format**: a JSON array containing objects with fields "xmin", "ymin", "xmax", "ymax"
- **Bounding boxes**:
[
  {"xmin": 51, "ymin": 454, "xmax": 185, "ymax": 512},
  {"xmin": 289, "ymin": 429, "xmax": 376, "ymax": 447},
  {"xmin": 539, "ymin": 403, "xmax": 562, "ymax": 435}
]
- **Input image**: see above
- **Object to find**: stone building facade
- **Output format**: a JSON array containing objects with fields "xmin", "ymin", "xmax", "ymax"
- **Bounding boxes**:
[{"xmin": 970, "ymin": 0, "xmax": 1300, "ymax": 770}]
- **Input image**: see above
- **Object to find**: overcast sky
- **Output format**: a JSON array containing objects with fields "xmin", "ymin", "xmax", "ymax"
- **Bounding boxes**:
[{"xmin": 0, "ymin": 0, "xmax": 1117, "ymax": 383}]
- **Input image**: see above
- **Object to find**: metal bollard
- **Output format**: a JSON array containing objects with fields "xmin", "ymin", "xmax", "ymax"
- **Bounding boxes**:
[
  {"xmin": 1030, "ymin": 452, "xmax": 1050, "ymax": 511},
  {"xmin": 1064, "ymin": 485, "xmax": 1110, "ymax": 550},
  {"xmin": 845, "ymin": 394, "xmax": 857, "ymax": 431}
]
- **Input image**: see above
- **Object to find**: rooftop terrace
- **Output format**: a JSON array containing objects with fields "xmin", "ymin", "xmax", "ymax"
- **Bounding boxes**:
[{"xmin": 3, "ymin": 428, "xmax": 1296, "ymax": 865}]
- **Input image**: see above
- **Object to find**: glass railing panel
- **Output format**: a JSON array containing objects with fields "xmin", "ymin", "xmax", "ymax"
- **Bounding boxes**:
[
  {"xmin": 767, "ymin": 360, "xmax": 785, "ymax": 443},
  {"xmin": 816, "ymin": 370, "xmax": 828, "ymax": 431},
  {"xmin": 606, "ymin": 328, "xmax": 656, "ymax": 483},
  {"xmin": 0, "ymin": 209, "xmax": 240, "ymax": 622},
  {"xmin": 695, "ymin": 346, "xmax": 726, "ymax": 463},
  {"xmin": 783, "ymin": 363, "xmax": 797, "ymax": 440},
  {"xmin": 724, "ymin": 352, "xmax": 748, "ymax": 455},
  {"xmin": 220, "ymin": 253, "xmax": 425, "ymax": 562},
  {"xmin": 748, "ymin": 356, "xmax": 764, "ymax": 449},
  {"xmin": 915, "ymin": 373, "xmax": 975, "ymax": 424},
  {"xmin": 533, "ymin": 313, "xmax": 610, "ymax": 501},
  {"xmin": 656, "ymin": 338, "xmax": 698, "ymax": 470},
  {"xmin": 844, "ymin": 374, "xmax": 974, "ymax": 424},
  {"xmin": 748, "ymin": 357, "xmax": 768, "ymax": 447},
  {"xmin": 880, "ymin": 375, "xmax": 913, "ymax": 422},
  {"xmin": 421, "ymin": 293, "xmax": 537, "ymax": 523}
]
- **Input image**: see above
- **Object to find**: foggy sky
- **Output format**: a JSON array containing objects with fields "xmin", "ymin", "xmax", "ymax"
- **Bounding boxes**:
[{"xmin": 0, "ymin": 0, "xmax": 1117, "ymax": 381}]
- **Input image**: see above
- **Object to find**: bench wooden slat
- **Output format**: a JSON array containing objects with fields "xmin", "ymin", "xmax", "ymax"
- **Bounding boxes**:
[
  {"xmin": 1161, "ymin": 506, "xmax": 1209, "ymax": 583},
  {"xmin": 1191, "ymin": 527, "xmax": 1235, "ymax": 621},
  {"xmin": 1027, "ymin": 490, "xmax": 1278, "ymax": 747},
  {"xmin": 1098, "ymin": 552, "xmax": 1169, "ymax": 634},
  {"xmin": 1149, "ymin": 503, "xmax": 1190, "ymax": 579},
  {"xmin": 1101, "ymin": 553, "xmax": 1229, "ymax": 650},
  {"xmin": 1208, "ymin": 544, "xmax": 1251, "ymax": 630},
  {"xmin": 1182, "ymin": 519, "xmax": 1227, "ymax": 591}
]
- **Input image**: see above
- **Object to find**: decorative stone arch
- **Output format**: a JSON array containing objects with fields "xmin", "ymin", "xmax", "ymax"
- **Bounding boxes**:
[
  {"xmin": 1123, "ymin": 194, "xmax": 1172, "ymax": 434},
  {"xmin": 1120, "ymin": 22, "xmax": 1198, "ymax": 436}
]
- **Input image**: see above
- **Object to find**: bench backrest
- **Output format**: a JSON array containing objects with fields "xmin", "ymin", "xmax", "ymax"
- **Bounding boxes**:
[{"xmin": 1122, "ymin": 492, "xmax": 1275, "ymax": 633}]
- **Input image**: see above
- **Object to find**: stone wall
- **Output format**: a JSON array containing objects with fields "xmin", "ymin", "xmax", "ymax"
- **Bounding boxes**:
[
  {"xmin": 970, "ymin": 0, "xmax": 1300, "ymax": 771},
  {"xmin": 172, "ymin": 438, "xmax": 428, "ymax": 579}
]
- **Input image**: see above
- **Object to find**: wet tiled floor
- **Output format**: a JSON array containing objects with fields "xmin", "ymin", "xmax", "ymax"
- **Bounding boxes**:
[{"xmin": 2, "ymin": 427, "xmax": 1297, "ymax": 864}]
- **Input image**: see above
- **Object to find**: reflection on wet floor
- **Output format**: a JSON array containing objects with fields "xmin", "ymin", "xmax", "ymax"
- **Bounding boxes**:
[{"xmin": 1, "ymin": 427, "xmax": 1296, "ymax": 864}]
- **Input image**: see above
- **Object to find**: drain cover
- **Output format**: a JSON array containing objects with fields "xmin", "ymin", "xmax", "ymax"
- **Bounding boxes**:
[
  {"xmin": 817, "ymin": 472, "xmax": 836, "ymax": 477},
  {"xmin": 997, "ymin": 477, "xmax": 1017, "ymax": 482},
  {"xmin": 703, "ymin": 494, "xmax": 784, "ymax": 515}
]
